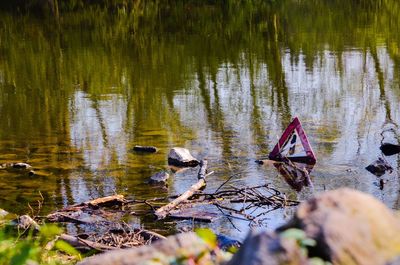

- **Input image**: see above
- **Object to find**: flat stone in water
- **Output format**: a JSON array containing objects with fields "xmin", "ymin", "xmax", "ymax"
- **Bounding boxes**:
[
  {"xmin": 168, "ymin": 147, "xmax": 199, "ymax": 167},
  {"xmin": 12, "ymin": 162, "xmax": 32, "ymax": 169},
  {"xmin": 366, "ymin": 158, "xmax": 392, "ymax": 177},
  {"xmin": 149, "ymin": 171, "xmax": 170, "ymax": 184}
]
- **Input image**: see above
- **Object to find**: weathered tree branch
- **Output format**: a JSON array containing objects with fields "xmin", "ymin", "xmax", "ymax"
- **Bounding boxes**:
[{"xmin": 155, "ymin": 160, "xmax": 208, "ymax": 219}]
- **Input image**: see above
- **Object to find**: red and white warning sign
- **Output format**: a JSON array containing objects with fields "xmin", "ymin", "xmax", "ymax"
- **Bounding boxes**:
[{"xmin": 269, "ymin": 117, "xmax": 316, "ymax": 164}]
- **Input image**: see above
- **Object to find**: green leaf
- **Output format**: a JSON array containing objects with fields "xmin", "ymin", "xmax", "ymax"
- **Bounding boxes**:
[
  {"xmin": 40, "ymin": 225, "xmax": 62, "ymax": 239},
  {"xmin": 10, "ymin": 243, "xmax": 32, "ymax": 265},
  {"xmin": 55, "ymin": 240, "xmax": 81, "ymax": 259},
  {"xmin": 195, "ymin": 228, "xmax": 217, "ymax": 248},
  {"xmin": 227, "ymin": 245, "xmax": 238, "ymax": 254},
  {"xmin": 309, "ymin": 257, "xmax": 332, "ymax": 265},
  {"xmin": 280, "ymin": 228, "xmax": 307, "ymax": 241},
  {"xmin": 301, "ymin": 238, "xmax": 316, "ymax": 247}
]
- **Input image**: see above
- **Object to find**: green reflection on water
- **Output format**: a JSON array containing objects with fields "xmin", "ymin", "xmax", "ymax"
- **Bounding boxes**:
[{"xmin": 1, "ymin": 0, "xmax": 400, "ymax": 235}]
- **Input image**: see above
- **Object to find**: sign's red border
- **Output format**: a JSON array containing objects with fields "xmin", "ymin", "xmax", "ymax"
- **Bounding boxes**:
[{"xmin": 269, "ymin": 117, "xmax": 316, "ymax": 164}]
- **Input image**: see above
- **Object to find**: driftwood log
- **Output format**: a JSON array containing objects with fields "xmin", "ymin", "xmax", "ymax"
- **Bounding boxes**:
[
  {"xmin": 59, "ymin": 234, "xmax": 118, "ymax": 252},
  {"xmin": 155, "ymin": 160, "xmax": 208, "ymax": 219}
]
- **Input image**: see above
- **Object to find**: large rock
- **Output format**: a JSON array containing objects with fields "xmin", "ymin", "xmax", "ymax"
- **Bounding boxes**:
[
  {"xmin": 278, "ymin": 188, "xmax": 400, "ymax": 265},
  {"xmin": 227, "ymin": 231, "xmax": 307, "ymax": 265},
  {"xmin": 168, "ymin": 147, "xmax": 199, "ymax": 167}
]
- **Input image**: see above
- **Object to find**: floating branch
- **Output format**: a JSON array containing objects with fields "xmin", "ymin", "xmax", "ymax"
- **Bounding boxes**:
[{"xmin": 155, "ymin": 160, "xmax": 209, "ymax": 219}]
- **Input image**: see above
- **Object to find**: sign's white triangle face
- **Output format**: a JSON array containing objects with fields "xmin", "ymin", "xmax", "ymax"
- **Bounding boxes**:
[
  {"xmin": 279, "ymin": 130, "xmax": 307, "ymax": 158},
  {"xmin": 269, "ymin": 117, "xmax": 316, "ymax": 164}
]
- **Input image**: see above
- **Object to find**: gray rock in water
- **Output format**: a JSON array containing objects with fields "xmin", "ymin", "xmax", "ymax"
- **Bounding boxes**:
[
  {"xmin": 16, "ymin": 215, "xmax": 40, "ymax": 231},
  {"xmin": 366, "ymin": 157, "xmax": 392, "ymax": 177},
  {"xmin": 149, "ymin": 171, "xmax": 170, "ymax": 184},
  {"xmin": 0, "ymin": 162, "xmax": 32, "ymax": 171},
  {"xmin": 168, "ymin": 147, "xmax": 199, "ymax": 167},
  {"xmin": 227, "ymin": 231, "xmax": 306, "ymax": 265},
  {"xmin": 12, "ymin": 162, "xmax": 32, "ymax": 169}
]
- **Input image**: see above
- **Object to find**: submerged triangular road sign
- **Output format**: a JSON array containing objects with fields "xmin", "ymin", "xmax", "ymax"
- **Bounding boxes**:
[{"xmin": 269, "ymin": 117, "xmax": 316, "ymax": 164}]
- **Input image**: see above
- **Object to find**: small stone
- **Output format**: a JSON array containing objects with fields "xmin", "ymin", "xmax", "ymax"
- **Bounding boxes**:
[
  {"xmin": 17, "ymin": 215, "xmax": 40, "ymax": 231},
  {"xmin": 133, "ymin": 146, "xmax": 158, "ymax": 153},
  {"xmin": 227, "ymin": 231, "xmax": 306, "ymax": 265},
  {"xmin": 149, "ymin": 171, "xmax": 170, "ymax": 184},
  {"xmin": 168, "ymin": 147, "xmax": 199, "ymax": 167},
  {"xmin": 366, "ymin": 158, "xmax": 392, "ymax": 177},
  {"xmin": 12, "ymin": 162, "xmax": 32, "ymax": 170},
  {"xmin": 0, "ymin": 209, "xmax": 9, "ymax": 218}
]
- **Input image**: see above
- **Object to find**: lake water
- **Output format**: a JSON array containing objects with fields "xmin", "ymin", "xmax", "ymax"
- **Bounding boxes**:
[{"xmin": 1, "ymin": 0, "xmax": 400, "ymax": 238}]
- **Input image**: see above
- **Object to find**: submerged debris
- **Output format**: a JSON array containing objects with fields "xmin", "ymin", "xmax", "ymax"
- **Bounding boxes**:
[
  {"xmin": 380, "ymin": 143, "xmax": 400, "ymax": 156},
  {"xmin": 256, "ymin": 158, "xmax": 314, "ymax": 192},
  {"xmin": 274, "ymin": 162, "xmax": 313, "ymax": 192},
  {"xmin": 169, "ymin": 209, "xmax": 219, "ymax": 222},
  {"xmin": 366, "ymin": 157, "xmax": 393, "ymax": 177},
  {"xmin": 46, "ymin": 195, "xmax": 165, "ymax": 252},
  {"xmin": 216, "ymin": 234, "xmax": 241, "ymax": 251},
  {"xmin": 380, "ymin": 179, "xmax": 386, "ymax": 190},
  {"xmin": 61, "ymin": 222, "xmax": 165, "ymax": 252}
]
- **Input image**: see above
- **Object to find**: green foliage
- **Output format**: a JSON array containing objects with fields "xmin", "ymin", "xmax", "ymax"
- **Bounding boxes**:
[
  {"xmin": 281, "ymin": 228, "xmax": 331, "ymax": 265},
  {"xmin": 281, "ymin": 228, "xmax": 315, "ymax": 257},
  {"xmin": 0, "ymin": 223, "xmax": 78, "ymax": 265},
  {"xmin": 281, "ymin": 228, "xmax": 316, "ymax": 249},
  {"xmin": 309, "ymin": 257, "xmax": 332, "ymax": 265},
  {"xmin": 145, "ymin": 229, "xmax": 232, "ymax": 265},
  {"xmin": 195, "ymin": 228, "xmax": 217, "ymax": 248}
]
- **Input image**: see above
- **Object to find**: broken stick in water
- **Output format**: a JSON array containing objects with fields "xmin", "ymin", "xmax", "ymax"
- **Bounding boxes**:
[{"xmin": 155, "ymin": 160, "xmax": 209, "ymax": 219}]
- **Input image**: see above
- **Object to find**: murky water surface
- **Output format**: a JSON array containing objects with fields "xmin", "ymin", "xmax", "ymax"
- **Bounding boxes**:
[{"xmin": 1, "ymin": 1, "xmax": 400, "ymax": 238}]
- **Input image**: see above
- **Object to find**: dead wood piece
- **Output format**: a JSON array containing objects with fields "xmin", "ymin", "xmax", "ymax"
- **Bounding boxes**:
[
  {"xmin": 59, "ymin": 234, "xmax": 117, "ymax": 252},
  {"xmin": 197, "ymin": 160, "xmax": 207, "ymax": 179},
  {"xmin": 138, "ymin": 229, "xmax": 166, "ymax": 241},
  {"xmin": 86, "ymin": 195, "xmax": 126, "ymax": 208},
  {"xmin": 169, "ymin": 209, "xmax": 219, "ymax": 222},
  {"xmin": 155, "ymin": 160, "xmax": 208, "ymax": 219},
  {"xmin": 78, "ymin": 232, "xmax": 208, "ymax": 265},
  {"xmin": 47, "ymin": 195, "xmax": 126, "ymax": 223},
  {"xmin": 46, "ymin": 212, "xmax": 93, "ymax": 224}
]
